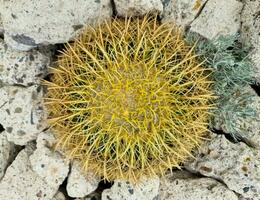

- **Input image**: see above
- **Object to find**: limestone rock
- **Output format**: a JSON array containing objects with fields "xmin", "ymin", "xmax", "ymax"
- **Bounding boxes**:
[
  {"xmin": 102, "ymin": 176, "xmax": 160, "ymax": 200},
  {"xmin": 0, "ymin": 14, "xmax": 3, "ymax": 35},
  {"xmin": 162, "ymin": 0, "xmax": 207, "ymax": 27},
  {"xmin": 0, "ymin": 39, "xmax": 50, "ymax": 86},
  {"xmin": 67, "ymin": 162, "xmax": 100, "ymax": 198},
  {"xmin": 0, "ymin": 85, "xmax": 47, "ymax": 145},
  {"xmin": 0, "ymin": 148, "xmax": 59, "ymax": 200},
  {"xmin": 190, "ymin": 0, "xmax": 243, "ymax": 39},
  {"xmin": 52, "ymin": 192, "xmax": 66, "ymax": 200},
  {"xmin": 159, "ymin": 171, "xmax": 238, "ymax": 200},
  {"xmin": 114, "ymin": 0, "xmax": 163, "ymax": 16},
  {"xmin": 30, "ymin": 133, "xmax": 69, "ymax": 187},
  {"xmin": 1, "ymin": 0, "xmax": 112, "ymax": 51},
  {"xmin": 0, "ymin": 131, "xmax": 16, "ymax": 180},
  {"xmin": 185, "ymin": 135, "xmax": 260, "ymax": 199},
  {"xmin": 240, "ymin": 0, "xmax": 260, "ymax": 48}
]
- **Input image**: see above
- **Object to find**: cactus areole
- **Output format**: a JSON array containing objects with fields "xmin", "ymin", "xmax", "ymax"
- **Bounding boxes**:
[{"xmin": 44, "ymin": 16, "xmax": 214, "ymax": 182}]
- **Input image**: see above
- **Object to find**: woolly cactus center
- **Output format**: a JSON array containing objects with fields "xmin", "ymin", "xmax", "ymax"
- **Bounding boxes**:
[{"xmin": 89, "ymin": 65, "xmax": 170, "ymax": 135}]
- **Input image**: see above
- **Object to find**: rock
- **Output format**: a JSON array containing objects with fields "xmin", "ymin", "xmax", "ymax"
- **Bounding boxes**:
[
  {"xmin": 236, "ymin": 95, "xmax": 260, "ymax": 148},
  {"xmin": 114, "ymin": 0, "xmax": 163, "ymax": 16},
  {"xmin": 1, "ymin": 0, "xmax": 112, "ymax": 51},
  {"xmin": 102, "ymin": 176, "xmax": 160, "ymax": 200},
  {"xmin": 0, "ymin": 39, "xmax": 50, "ymax": 86},
  {"xmin": 0, "ymin": 14, "xmax": 3, "ymax": 35},
  {"xmin": 67, "ymin": 162, "xmax": 100, "ymax": 198},
  {"xmin": 162, "ymin": 0, "xmax": 207, "ymax": 27},
  {"xmin": 185, "ymin": 135, "xmax": 260, "ymax": 200},
  {"xmin": 0, "ymin": 131, "xmax": 16, "ymax": 180},
  {"xmin": 0, "ymin": 85, "xmax": 47, "ymax": 145},
  {"xmin": 190, "ymin": 0, "xmax": 243, "ymax": 39},
  {"xmin": 52, "ymin": 192, "xmax": 66, "ymax": 200},
  {"xmin": 159, "ymin": 171, "xmax": 238, "ymax": 200},
  {"xmin": 30, "ymin": 132, "xmax": 69, "ymax": 187},
  {"xmin": 240, "ymin": 0, "xmax": 260, "ymax": 48},
  {"xmin": 0, "ymin": 148, "xmax": 59, "ymax": 200}
]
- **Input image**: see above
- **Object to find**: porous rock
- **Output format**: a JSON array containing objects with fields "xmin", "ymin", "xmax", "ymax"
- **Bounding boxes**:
[
  {"xmin": 1, "ymin": 0, "xmax": 112, "ymax": 51},
  {"xmin": 0, "ymin": 14, "xmax": 3, "ymax": 35},
  {"xmin": 0, "ymin": 147, "xmax": 59, "ymax": 200},
  {"xmin": 0, "ymin": 39, "xmax": 50, "ymax": 86},
  {"xmin": 0, "ymin": 131, "xmax": 16, "ymax": 180},
  {"xmin": 0, "ymin": 85, "xmax": 47, "ymax": 145},
  {"xmin": 185, "ymin": 135, "xmax": 260, "ymax": 199},
  {"xmin": 159, "ymin": 171, "xmax": 238, "ymax": 200},
  {"xmin": 162, "ymin": 0, "xmax": 207, "ymax": 27},
  {"xmin": 240, "ymin": 0, "xmax": 260, "ymax": 48},
  {"xmin": 30, "ymin": 132, "xmax": 69, "ymax": 187},
  {"xmin": 190, "ymin": 0, "xmax": 243, "ymax": 39},
  {"xmin": 67, "ymin": 162, "xmax": 100, "ymax": 198},
  {"xmin": 52, "ymin": 192, "xmax": 66, "ymax": 200},
  {"xmin": 102, "ymin": 176, "xmax": 160, "ymax": 200},
  {"xmin": 114, "ymin": 0, "xmax": 163, "ymax": 16}
]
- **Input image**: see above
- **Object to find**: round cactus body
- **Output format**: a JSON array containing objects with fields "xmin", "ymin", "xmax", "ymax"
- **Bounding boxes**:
[{"xmin": 45, "ymin": 16, "xmax": 214, "ymax": 182}]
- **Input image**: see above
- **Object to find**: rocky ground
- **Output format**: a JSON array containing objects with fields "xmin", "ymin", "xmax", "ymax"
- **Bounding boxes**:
[{"xmin": 0, "ymin": 0, "xmax": 259, "ymax": 199}]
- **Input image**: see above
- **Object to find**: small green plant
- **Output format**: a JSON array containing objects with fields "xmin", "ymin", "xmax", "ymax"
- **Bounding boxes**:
[
  {"xmin": 44, "ymin": 16, "xmax": 214, "ymax": 182},
  {"xmin": 185, "ymin": 33, "xmax": 256, "ymax": 141}
]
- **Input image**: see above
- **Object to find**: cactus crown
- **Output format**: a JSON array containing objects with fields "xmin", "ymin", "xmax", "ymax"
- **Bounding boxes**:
[{"xmin": 44, "ymin": 16, "xmax": 214, "ymax": 182}]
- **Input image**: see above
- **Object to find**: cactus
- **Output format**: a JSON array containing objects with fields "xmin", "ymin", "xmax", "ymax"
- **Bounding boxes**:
[{"xmin": 44, "ymin": 16, "xmax": 214, "ymax": 182}]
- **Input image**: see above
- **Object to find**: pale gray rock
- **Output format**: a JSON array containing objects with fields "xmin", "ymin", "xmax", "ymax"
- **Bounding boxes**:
[
  {"xmin": 190, "ymin": 0, "xmax": 243, "ymax": 39},
  {"xmin": 0, "ymin": 85, "xmax": 47, "ymax": 145},
  {"xmin": 30, "ymin": 132, "xmax": 69, "ymax": 187},
  {"xmin": 159, "ymin": 171, "xmax": 238, "ymax": 200},
  {"xmin": 0, "ymin": 131, "xmax": 16, "ymax": 180},
  {"xmin": 162, "ymin": 0, "xmax": 207, "ymax": 27},
  {"xmin": 114, "ymin": 0, "xmax": 163, "ymax": 16},
  {"xmin": 67, "ymin": 162, "xmax": 100, "ymax": 198},
  {"xmin": 0, "ymin": 14, "xmax": 3, "ymax": 35},
  {"xmin": 102, "ymin": 176, "xmax": 160, "ymax": 200},
  {"xmin": 240, "ymin": 0, "xmax": 260, "ymax": 48},
  {"xmin": 185, "ymin": 135, "xmax": 260, "ymax": 200},
  {"xmin": 0, "ymin": 148, "xmax": 59, "ymax": 200},
  {"xmin": 52, "ymin": 192, "xmax": 66, "ymax": 200},
  {"xmin": 1, "ymin": 0, "xmax": 112, "ymax": 51},
  {"xmin": 0, "ymin": 39, "xmax": 50, "ymax": 86}
]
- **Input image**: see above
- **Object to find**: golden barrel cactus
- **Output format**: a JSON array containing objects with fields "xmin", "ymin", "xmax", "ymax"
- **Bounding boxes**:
[{"xmin": 44, "ymin": 16, "xmax": 214, "ymax": 182}]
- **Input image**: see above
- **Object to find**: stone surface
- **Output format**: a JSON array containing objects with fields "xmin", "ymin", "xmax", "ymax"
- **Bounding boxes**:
[
  {"xmin": 0, "ymin": 147, "xmax": 59, "ymax": 200},
  {"xmin": 102, "ymin": 176, "xmax": 160, "ymax": 200},
  {"xmin": 159, "ymin": 171, "xmax": 238, "ymax": 200},
  {"xmin": 0, "ymin": 85, "xmax": 47, "ymax": 145},
  {"xmin": 67, "ymin": 162, "xmax": 100, "ymax": 198},
  {"xmin": 0, "ymin": 14, "xmax": 3, "ymax": 35},
  {"xmin": 0, "ymin": 131, "xmax": 16, "ymax": 180},
  {"xmin": 115, "ymin": 0, "xmax": 163, "ymax": 16},
  {"xmin": 1, "ymin": 0, "xmax": 112, "ymax": 51},
  {"xmin": 185, "ymin": 135, "xmax": 260, "ymax": 200},
  {"xmin": 240, "ymin": 0, "xmax": 260, "ymax": 48},
  {"xmin": 0, "ymin": 39, "xmax": 50, "ymax": 86},
  {"xmin": 190, "ymin": 0, "xmax": 243, "ymax": 39},
  {"xmin": 162, "ymin": 0, "xmax": 207, "ymax": 27},
  {"xmin": 52, "ymin": 192, "xmax": 66, "ymax": 200},
  {"xmin": 30, "ymin": 132, "xmax": 69, "ymax": 187}
]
